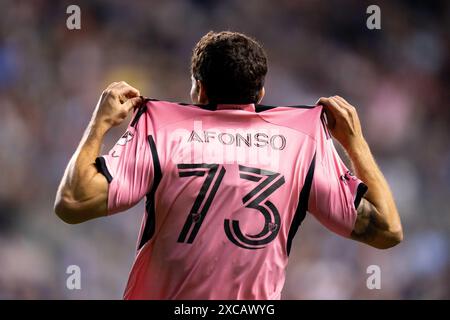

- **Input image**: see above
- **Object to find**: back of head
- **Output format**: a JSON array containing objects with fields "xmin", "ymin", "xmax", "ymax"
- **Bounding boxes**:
[{"xmin": 191, "ymin": 31, "xmax": 268, "ymax": 104}]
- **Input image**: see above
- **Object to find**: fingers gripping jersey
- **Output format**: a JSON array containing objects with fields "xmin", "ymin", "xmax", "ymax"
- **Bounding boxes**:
[{"xmin": 96, "ymin": 100, "xmax": 367, "ymax": 299}]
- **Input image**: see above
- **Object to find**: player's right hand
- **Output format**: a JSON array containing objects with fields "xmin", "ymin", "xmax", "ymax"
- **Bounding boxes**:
[
  {"xmin": 316, "ymin": 96, "xmax": 365, "ymax": 152},
  {"xmin": 92, "ymin": 81, "xmax": 142, "ymax": 129}
]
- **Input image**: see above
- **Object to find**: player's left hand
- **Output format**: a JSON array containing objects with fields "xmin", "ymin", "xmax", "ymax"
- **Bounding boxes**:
[{"xmin": 92, "ymin": 81, "xmax": 143, "ymax": 129}]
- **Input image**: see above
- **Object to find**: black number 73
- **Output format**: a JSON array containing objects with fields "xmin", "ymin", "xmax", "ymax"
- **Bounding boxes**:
[{"xmin": 176, "ymin": 163, "xmax": 285, "ymax": 250}]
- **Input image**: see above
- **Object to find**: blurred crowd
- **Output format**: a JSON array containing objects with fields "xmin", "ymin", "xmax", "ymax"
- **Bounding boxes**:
[{"xmin": 0, "ymin": 0, "xmax": 449, "ymax": 299}]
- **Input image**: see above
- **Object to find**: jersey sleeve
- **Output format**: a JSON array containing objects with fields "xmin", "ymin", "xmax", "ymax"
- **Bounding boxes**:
[
  {"xmin": 95, "ymin": 106, "xmax": 155, "ymax": 215},
  {"xmin": 308, "ymin": 112, "xmax": 368, "ymax": 237}
]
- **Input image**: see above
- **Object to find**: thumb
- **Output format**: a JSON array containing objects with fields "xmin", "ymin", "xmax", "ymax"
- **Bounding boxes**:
[
  {"xmin": 124, "ymin": 96, "xmax": 144, "ymax": 112},
  {"xmin": 317, "ymin": 98, "xmax": 336, "ymax": 130},
  {"xmin": 323, "ymin": 108, "xmax": 336, "ymax": 131}
]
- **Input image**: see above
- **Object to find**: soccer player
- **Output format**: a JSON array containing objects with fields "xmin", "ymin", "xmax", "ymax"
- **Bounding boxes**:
[{"xmin": 54, "ymin": 31, "xmax": 402, "ymax": 299}]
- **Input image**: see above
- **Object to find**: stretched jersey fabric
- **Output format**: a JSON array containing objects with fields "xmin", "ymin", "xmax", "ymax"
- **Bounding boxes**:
[{"xmin": 95, "ymin": 99, "xmax": 367, "ymax": 300}]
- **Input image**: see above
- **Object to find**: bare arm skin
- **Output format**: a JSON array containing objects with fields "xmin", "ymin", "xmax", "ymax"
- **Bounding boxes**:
[
  {"xmin": 54, "ymin": 81, "xmax": 142, "ymax": 224},
  {"xmin": 317, "ymin": 96, "xmax": 403, "ymax": 249}
]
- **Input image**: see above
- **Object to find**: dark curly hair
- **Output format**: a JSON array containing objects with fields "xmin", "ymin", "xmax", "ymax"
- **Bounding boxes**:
[{"xmin": 191, "ymin": 31, "xmax": 268, "ymax": 104}]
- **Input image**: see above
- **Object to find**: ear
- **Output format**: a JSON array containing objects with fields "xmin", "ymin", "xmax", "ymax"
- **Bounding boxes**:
[
  {"xmin": 197, "ymin": 80, "xmax": 209, "ymax": 104},
  {"xmin": 257, "ymin": 87, "xmax": 265, "ymax": 104}
]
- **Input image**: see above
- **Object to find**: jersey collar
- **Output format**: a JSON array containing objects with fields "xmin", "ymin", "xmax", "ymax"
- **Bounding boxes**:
[{"xmin": 215, "ymin": 104, "xmax": 256, "ymax": 112}]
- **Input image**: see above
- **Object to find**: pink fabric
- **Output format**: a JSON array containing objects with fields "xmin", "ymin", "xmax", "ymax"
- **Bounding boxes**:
[{"xmin": 97, "ymin": 100, "xmax": 366, "ymax": 299}]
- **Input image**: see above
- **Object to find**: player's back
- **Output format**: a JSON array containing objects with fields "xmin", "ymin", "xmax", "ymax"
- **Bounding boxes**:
[{"xmin": 96, "ymin": 99, "xmax": 365, "ymax": 299}]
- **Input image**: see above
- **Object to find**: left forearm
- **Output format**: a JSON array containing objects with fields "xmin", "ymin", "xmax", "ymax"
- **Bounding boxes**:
[
  {"xmin": 54, "ymin": 118, "xmax": 109, "ymax": 223},
  {"xmin": 54, "ymin": 81, "xmax": 142, "ymax": 224}
]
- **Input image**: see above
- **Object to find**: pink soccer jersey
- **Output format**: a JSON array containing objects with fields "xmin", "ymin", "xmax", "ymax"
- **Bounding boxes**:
[{"xmin": 95, "ymin": 99, "xmax": 367, "ymax": 300}]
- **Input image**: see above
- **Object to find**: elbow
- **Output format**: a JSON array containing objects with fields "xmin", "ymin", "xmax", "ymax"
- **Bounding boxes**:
[
  {"xmin": 390, "ymin": 227, "xmax": 404, "ymax": 247},
  {"xmin": 376, "ymin": 226, "xmax": 403, "ymax": 249},
  {"xmin": 54, "ymin": 195, "xmax": 84, "ymax": 225}
]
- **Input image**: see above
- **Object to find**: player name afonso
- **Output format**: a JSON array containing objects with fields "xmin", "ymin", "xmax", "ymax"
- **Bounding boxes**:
[{"xmin": 187, "ymin": 130, "xmax": 287, "ymax": 150}]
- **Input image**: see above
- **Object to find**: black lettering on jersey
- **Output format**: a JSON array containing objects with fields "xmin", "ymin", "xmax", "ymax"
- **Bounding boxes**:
[
  {"xmin": 186, "ymin": 130, "xmax": 286, "ymax": 150},
  {"xmin": 224, "ymin": 166, "xmax": 285, "ymax": 250}
]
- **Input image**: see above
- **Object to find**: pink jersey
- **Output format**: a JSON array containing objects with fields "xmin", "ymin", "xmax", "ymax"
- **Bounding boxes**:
[{"xmin": 95, "ymin": 99, "xmax": 367, "ymax": 300}]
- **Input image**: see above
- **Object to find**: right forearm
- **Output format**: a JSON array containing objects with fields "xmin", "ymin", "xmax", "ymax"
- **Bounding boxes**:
[
  {"xmin": 317, "ymin": 96, "xmax": 402, "ymax": 248},
  {"xmin": 346, "ymin": 138, "xmax": 401, "ymax": 234}
]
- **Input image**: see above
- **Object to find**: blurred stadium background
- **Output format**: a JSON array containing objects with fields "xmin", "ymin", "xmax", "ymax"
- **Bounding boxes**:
[{"xmin": 0, "ymin": 0, "xmax": 449, "ymax": 299}]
